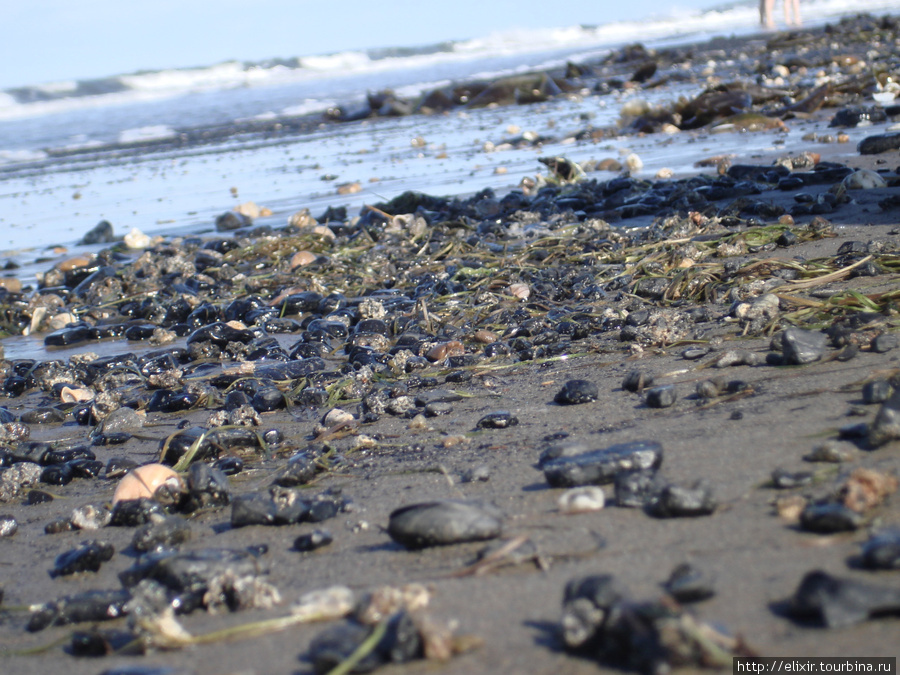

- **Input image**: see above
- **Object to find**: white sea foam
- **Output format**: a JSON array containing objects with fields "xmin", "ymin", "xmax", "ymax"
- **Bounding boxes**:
[
  {"xmin": 0, "ymin": 149, "xmax": 48, "ymax": 164},
  {"xmin": 118, "ymin": 125, "xmax": 178, "ymax": 143}
]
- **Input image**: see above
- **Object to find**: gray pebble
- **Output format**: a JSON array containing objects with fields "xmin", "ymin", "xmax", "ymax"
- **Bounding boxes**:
[
  {"xmin": 781, "ymin": 327, "xmax": 827, "ymax": 365},
  {"xmin": 387, "ymin": 499, "xmax": 502, "ymax": 549},
  {"xmin": 862, "ymin": 380, "xmax": 893, "ymax": 404},
  {"xmin": 645, "ymin": 384, "xmax": 677, "ymax": 408},
  {"xmin": 872, "ymin": 333, "xmax": 899, "ymax": 354}
]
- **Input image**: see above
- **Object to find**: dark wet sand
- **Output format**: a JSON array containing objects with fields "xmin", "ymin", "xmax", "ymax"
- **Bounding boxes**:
[{"xmin": 2, "ymin": 21, "xmax": 900, "ymax": 675}]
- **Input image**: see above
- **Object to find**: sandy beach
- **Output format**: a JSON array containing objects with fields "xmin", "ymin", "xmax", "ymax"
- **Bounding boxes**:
[{"xmin": 1, "ymin": 16, "xmax": 900, "ymax": 675}]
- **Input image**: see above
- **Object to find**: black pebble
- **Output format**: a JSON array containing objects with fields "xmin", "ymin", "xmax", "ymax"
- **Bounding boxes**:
[{"xmin": 555, "ymin": 379, "xmax": 598, "ymax": 405}]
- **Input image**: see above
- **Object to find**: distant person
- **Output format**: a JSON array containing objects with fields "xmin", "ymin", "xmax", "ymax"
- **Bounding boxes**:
[{"xmin": 760, "ymin": 0, "xmax": 801, "ymax": 29}]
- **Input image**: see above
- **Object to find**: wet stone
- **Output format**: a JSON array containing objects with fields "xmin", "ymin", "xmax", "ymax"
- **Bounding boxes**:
[
  {"xmin": 230, "ymin": 486, "xmax": 311, "ymax": 527},
  {"xmin": 40, "ymin": 462, "xmax": 74, "ymax": 485},
  {"xmin": 110, "ymin": 498, "xmax": 168, "ymax": 527},
  {"xmin": 646, "ymin": 481, "xmax": 716, "ymax": 518},
  {"xmin": 184, "ymin": 461, "xmax": 231, "ymax": 511},
  {"xmin": 662, "ymin": 562, "xmax": 716, "ymax": 603},
  {"xmin": 615, "ymin": 469, "xmax": 666, "ymax": 508},
  {"xmin": 272, "ymin": 452, "xmax": 316, "ymax": 487},
  {"xmin": 51, "ymin": 540, "xmax": 115, "ymax": 577},
  {"xmin": 461, "ymin": 464, "xmax": 491, "ymax": 483},
  {"xmin": 476, "ymin": 411, "xmax": 518, "ymax": 429},
  {"xmin": 132, "ymin": 513, "xmax": 192, "ymax": 553},
  {"xmin": 20, "ymin": 407, "xmax": 67, "ymax": 424},
  {"xmin": 543, "ymin": 440, "xmax": 663, "ymax": 488},
  {"xmin": 387, "ymin": 499, "xmax": 502, "ymax": 549},
  {"xmin": 771, "ymin": 468, "xmax": 814, "ymax": 489},
  {"xmin": 860, "ymin": 529, "xmax": 900, "ymax": 569},
  {"xmin": 622, "ymin": 369, "xmax": 653, "ymax": 392},
  {"xmin": 308, "ymin": 613, "xmax": 421, "ymax": 674},
  {"xmin": 424, "ymin": 401, "xmax": 453, "ymax": 416},
  {"xmin": 799, "ymin": 502, "xmax": 864, "ymax": 533},
  {"xmin": 71, "ymin": 503, "xmax": 112, "ymax": 530},
  {"xmin": 781, "ymin": 327, "xmax": 827, "ymax": 365},
  {"xmin": 786, "ymin": 569, "xmax": 900, "ymax": 628},
  {"xmin": 868, "ymin": 390, "xmax": 900, "ymax": 447},
  {"xmin": 0, "ymin": 462, "xmax": 42, "ymax": 501},
  {"xmin": 294, "ymin": 528, "xmax": 334, "ymax": 552},
  {"xmin": 27, "ymin": 489, "xmax": 54, "ymax": 505},
  {"xmin": 554, "ymin": 379, "xmax": 599, "ymax": 405},
  {"xmin": 872, "ymin": 333, "xmax": 899, "ymax": 354},
  {"xmin": 27, "ymin": 589, "xmax": 131, "ymax": 632},
  {"xmin": 862, "ymin": 380, "xmax": 893, "ymax": 404},
  {"xmin": 645, "ymin": 384, "xmax": 677, "ymax": 408}
]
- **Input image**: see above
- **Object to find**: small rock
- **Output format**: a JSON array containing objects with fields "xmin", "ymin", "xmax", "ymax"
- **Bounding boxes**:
[
  {"xmin": 872, "ymin": 333, "xmax": 899, "ymax": 353},
  {"xmin": 771, "ymin": 468, "xmax": 813, "ymax": 489},
  {"xmin": 294, "ymin": 529, "xmax": 334, "ymax": 552},
  {"xmin": 461, "ymin": 465, "xmax": 491, "ymax": 483},
  {"xmin": 646, "ymin": 481, "xmax": 716, "ymax": 518},
  {"xmin": 476, "ymin": 411, "xmax": 518, "ymax": 429},
  {"xmin": 860, "ymin": 529, "xmax": 900, "ymax": 569},
  {"xmin": 622, "ymin": 369, "xmax": 653, "ymax": 392},
  {"xmin": 71, "ymin": 503, "xmax": 112, "ymax": 530},
  {"xmin": 781, "ymin": 327, "xmax": 827, "ymax": 365},
  {"xmin": 662, "ymin": 562, "xmax": 715, "ymax": 603},
  {"xmin": 803, "ymin": 441, "xmax": 855, "ymax": 463},
  {"xmin": 862, "ymin": 380, "xmax": 893, "ymax": 404},
  {"xmin": 800, "ymin": 502, "xmax": 864, "ymax": 533},
  {"xmin": 786, "ymin": 569, "xmax": 900, "ymax": 628},
  {"xmin": 554, "ymin": 380, "xmax": 598, "ymax": 405},
  {"xmin": 50, "ymin": 540, "xmax": 115, "ymax": 577},
  {"xmin": 645, "ymin": 384, "xmax": 677, "ymax": 408},
  {"xmin": 544, "ymin": 440, "xmax": 663, "ymax": 488},
  {"xmin": 869, "ymin": 390, "xmax": 900, "ymax": 447},
  {"xmin": 387, "ymin": 500, "xmax": 502, "ymax": 549}
]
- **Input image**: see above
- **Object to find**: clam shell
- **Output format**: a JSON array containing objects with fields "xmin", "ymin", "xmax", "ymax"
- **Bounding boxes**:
[{"xmin": 112, "ymin": 463, "xmax": 183, "ymax": 505}]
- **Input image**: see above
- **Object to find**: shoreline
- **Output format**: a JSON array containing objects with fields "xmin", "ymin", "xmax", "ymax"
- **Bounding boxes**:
[{"xmin": 0, "ymin": 15, "xmax": 899, "ymax": 675}]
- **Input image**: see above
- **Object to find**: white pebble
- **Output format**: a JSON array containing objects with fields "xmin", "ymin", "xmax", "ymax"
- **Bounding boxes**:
[{"xmin": 558, "ymin": 486, "xmax": 606, "ymax": 514}]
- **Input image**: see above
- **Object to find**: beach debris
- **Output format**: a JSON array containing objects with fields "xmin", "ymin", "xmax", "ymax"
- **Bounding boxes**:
[
  {"xmin": 543, "ymin": 440, "xmax": 663, "ymax": 488},
  {"xmin": 560, "ymin": 573, "xmax": 752, "ymax": 671},
  {"xmin": 306, "ymin": 583, "xmax": 476, "ymax": 673},
  {"xmin": 785, "ymin": 570, "xmax": 900, "ymax": 628},
  {"xmin": 387, "ymin": 500, "xmax": 502, "ymax": 549}
]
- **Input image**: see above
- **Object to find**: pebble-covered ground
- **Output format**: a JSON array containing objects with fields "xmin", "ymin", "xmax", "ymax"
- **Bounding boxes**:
[{"xmin": 1, "ymin": 14, "xmax": 900, "ymax": 675}]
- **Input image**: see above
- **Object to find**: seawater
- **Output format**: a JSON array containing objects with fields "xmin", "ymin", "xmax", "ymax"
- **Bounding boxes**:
[{"xmin": 0, "ymin": 0, "xmax": 898, "ymax": 257}]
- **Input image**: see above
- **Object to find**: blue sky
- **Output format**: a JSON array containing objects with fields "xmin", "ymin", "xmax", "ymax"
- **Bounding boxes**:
[{"xmin": 1, "ymin": 0, "xmax": 722, "ymax": 88}]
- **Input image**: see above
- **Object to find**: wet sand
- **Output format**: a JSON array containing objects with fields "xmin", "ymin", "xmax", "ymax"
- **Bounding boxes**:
[{"xmin": 2, "ymin": 18, "xmax": 900, "ymax": 675}]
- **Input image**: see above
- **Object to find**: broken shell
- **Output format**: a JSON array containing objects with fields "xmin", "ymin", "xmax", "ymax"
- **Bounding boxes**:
[
  {"xmin": 124, "ymin": 227, "xmax": 152, "ymax": 249},
  {"xmin": 60, "ymin": 386, "xmax": 93, "ymax": 403},
  {"xmin": 112, "ymin": 464, "xmax": 184, "ymax": 505}
]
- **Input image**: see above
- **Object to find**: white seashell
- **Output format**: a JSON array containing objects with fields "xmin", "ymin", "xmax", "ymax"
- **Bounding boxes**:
[
  {"xmin": 558, "ymin": 486, "xmax": 606, "ymax": 514},
  {"xmin": 508, "ymin": 283, "xmax": 530, "ymax": 300},
  {"xmin": 112, "ymin": 464, "xmax": 183, "ymax": 505},
  {"xmin": 124, "ymin": 227, "xmax": 152, "ymax": 249}
]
